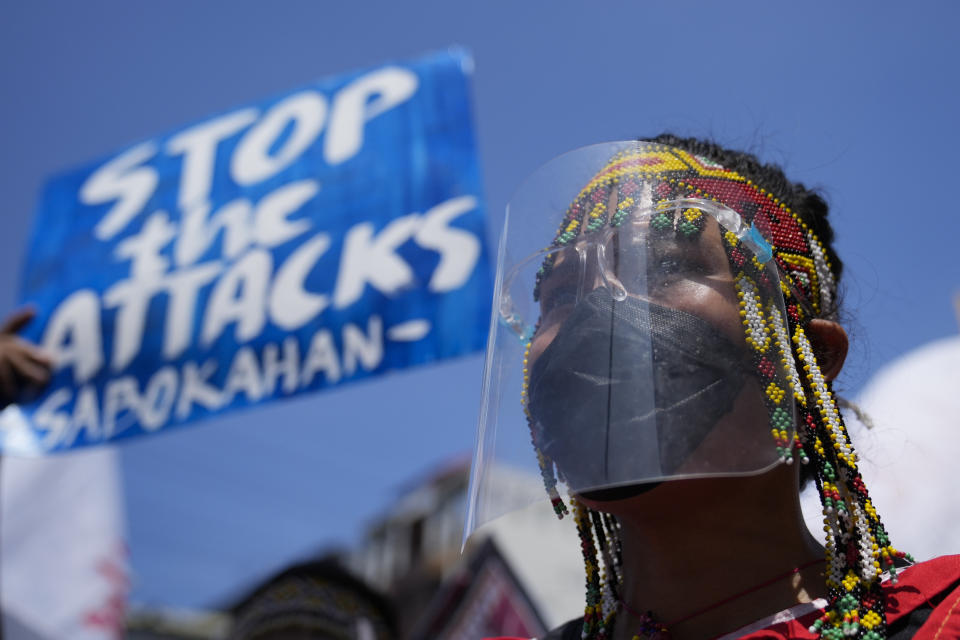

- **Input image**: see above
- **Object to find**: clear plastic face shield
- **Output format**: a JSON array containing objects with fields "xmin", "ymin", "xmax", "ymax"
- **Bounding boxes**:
[{"xmin": 465, "ymin": 141, "xmax": 802, "ymax": 541}]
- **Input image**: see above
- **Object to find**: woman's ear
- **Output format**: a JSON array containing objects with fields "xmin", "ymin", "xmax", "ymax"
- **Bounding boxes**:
[{"xmin": 805, "ymin": 319, "xmax": 849, "ymax": 381}]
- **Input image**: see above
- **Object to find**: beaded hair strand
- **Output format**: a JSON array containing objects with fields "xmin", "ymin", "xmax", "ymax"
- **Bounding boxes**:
[{"xmin": 521, "ymin": 139, "xmax": 909, "ymax": 640}]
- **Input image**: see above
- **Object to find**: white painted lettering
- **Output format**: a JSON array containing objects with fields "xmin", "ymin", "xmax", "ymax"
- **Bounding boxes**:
[
  {"xmin": 333, "ymin": 215, "xmax": 420, "ymax": 308},
  {"xmin": 343, "ymin": 315, "xmax": 383, "ymax": 376},
  {"xmin": 201, "ymin": 249, "xmax": 271, "ymax": 345},
  {"xmin": 166, "ymin": 108, "xmax": 258, "ymax": 209},
  {"xmin": 301, "ymin": 329, "xmax": 341, "ymax": 386},
  {"xmin": 232, "ymin": 92, "xmax": 327, "ymax": 185},
  {"xmin": 69, "ymin": 384, "xmax": 101, "ymax": 444},
  {"xmin": 162, "ymin": 262, "xmax": 222, "ymax": 360},
  {"xmin": 34, "ymin": 388, "xmax": 73, "ymax": 449},
  {"xmin": 222, "ymin": 347, "xmax": 263, "ymax": 403},
  {"xmin": 325, "ymin": 68, "xmax": 418, "ymax": 165},
  {"xmin": 176, "ymin": 199, "xmax": 253, "ymax": 267},
  {"xmin": 83, "ymin": 142, "xmax": 159, "ymax": 241},
  {"xmin": 269, "ymin": 232, "xmax": 330, "ymax": 330},
  {"xmin": 114, "ymin": 211, "xmax": 176, "ymax": 278},
  {"xmin": 262, "ymin": 337, "xmax": 299, "ymax": 395},
  {"xmin": 140, "ymin": 367, "xmax": 178, "ymax": 431},
  {"xmin": 103, "ymin": 275, "xmax": 166, "ymax": 371},
  {"xmin": 42, "ymin": 290, "xmax": 104, "ymax": 384},
  {"xmin": 253, "ymin": 179, "xmax": 317, "ymax": 248},
  {"xmin": 175, "ymin": 360, "xmax": 223, "ymax": 419},
  {"xmin": 415, "ymin": 195, "xmax": 480, "ymax": 292},
  {"xmin": 102, "ymin": 376, "xmax": 140, "ymax": 438}
]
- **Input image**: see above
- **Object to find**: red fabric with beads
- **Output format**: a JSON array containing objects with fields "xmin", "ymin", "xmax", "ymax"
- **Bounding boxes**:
[
  {"xmin": 882, "ymin": 555, "xmax": 960, "ymax": 639},
  {"xmin": 721, "ymin": 555, "xmax": 960, "ymax": 639},
  {"xmin": 483, "ymin": 556, "xmax": 960, "ymax": 640}
]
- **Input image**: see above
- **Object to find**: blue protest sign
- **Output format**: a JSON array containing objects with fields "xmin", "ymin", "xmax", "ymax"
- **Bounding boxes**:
[{"xmin": 0, "ymin": 49, "xmax": 491, "ymax": 454}]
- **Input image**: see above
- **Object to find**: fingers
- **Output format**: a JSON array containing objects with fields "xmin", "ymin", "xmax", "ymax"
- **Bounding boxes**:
[
  {"xmin": 9, "ymin": 347, "xmax": 52, "ymax": 387},
  {"xmin": 0, "ymin": 306, "xmax": 37, "ymax": 335},
  {"xmin": 0, "ymin": 336, "xmax": 54, "ymax": 403},
  {"xmin": 15, "ymin": 338, "xmax": 53, "ymax": 368},
  {"xmin": 0, "ymin": 307, "xmax": 54, "ymax": 405}
]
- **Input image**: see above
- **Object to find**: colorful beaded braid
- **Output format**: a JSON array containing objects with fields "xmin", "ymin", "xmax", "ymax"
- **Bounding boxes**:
[{"xmin": 520, "ymin": 143, "xmax": 909, "ymax": 640}]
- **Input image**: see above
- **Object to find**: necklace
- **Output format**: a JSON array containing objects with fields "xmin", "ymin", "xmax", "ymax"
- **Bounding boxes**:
[{"xmin": 618, "ymin": 558, "xmax": 826, "ymax": 639}]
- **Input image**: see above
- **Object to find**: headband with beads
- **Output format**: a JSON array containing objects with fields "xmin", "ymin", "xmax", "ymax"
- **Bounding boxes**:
[{"xmin": 536, "ymin": 144, "xmax": 835, "ymax": 321}]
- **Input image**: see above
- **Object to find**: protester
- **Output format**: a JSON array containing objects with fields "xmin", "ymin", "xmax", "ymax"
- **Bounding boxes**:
[
  {"xmin": 231, "ymin": 559, "xmax": 397, "ymax": 640},
  {"xmin": 470, "ymin": 137, "xmax": 960, "ymax": 639}
]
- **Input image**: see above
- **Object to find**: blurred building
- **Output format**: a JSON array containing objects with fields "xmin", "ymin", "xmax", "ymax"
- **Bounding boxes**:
[
  {"xmin": 125, "ymin": 608, "xmax": 230, "ymax": 640},
  {"xmin": 118, "ymin": 458, "xmax": 580, "ymax": 640},
  {"xmin": 352, "ymin": 459, "xmax": 467, "ymax": 629},
  {"xmin": 349, "ymin": 459, "xmax": 582, "ymax": 639}
]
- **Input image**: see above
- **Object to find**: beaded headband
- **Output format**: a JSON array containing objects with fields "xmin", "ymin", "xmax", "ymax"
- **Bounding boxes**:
[
  {"xmin": 538, "ymin": 144, "xmax": 835, "ymax": 320},
  {"xmin": 525, "ymin": 142, "xmax": 906, "ymax": 640}
]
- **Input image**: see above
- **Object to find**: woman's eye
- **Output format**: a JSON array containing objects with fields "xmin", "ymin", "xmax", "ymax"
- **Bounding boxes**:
[
  {"xmin": 651, "ymin": 255, "xmax": 706, "ymax": 286},
  {"xmin": 658, "ymin": 257, "xmax": 683, "ymax": 273},
  {"xmin": 656, "ymin": 256, "xmax": 702, "ymax": 275}
]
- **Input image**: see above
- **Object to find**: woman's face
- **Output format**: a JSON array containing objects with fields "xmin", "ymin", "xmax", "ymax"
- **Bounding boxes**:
[
  {"xmin": 525, "ymin": 198, "xmax": 780, "ymax": 498},
  {"xmin": 529, "ymin": 212, "xmax": 745, "ymax": 365}
]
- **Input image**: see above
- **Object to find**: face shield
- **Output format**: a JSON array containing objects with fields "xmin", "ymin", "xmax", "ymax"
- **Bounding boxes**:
[{"xmin": 465, "ymin": 141, "xmax": 805, "ymax": 541}]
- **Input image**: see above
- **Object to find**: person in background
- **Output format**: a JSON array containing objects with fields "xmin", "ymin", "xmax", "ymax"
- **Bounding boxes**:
[
  {"xmin": 231, "ymin": 559, "xmax": 397, "ymax": 640},
  {"xmin": 470, "ymin": 137, "xmax": 960, "ymax": 640}
]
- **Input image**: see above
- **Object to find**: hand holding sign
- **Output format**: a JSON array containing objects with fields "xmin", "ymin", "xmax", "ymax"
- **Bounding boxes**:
[{"xmin": 0, "ymin": 308, "xmax": 52, "ymax": 409}]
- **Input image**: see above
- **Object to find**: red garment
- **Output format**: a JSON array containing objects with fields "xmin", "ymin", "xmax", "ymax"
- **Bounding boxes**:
[{"xmin": 486, "ymin": 555, "xmax": 960, "ymax": 640}]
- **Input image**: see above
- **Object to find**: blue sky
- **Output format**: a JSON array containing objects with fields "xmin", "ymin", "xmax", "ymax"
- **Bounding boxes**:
[{"xmin": 2, "ymin": 1, "xmax": 958, "ymax": 609}]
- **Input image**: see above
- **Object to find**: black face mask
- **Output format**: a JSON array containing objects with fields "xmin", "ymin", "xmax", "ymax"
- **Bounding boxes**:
[{"xmin": 527, "ymin": 289, "xmax": 751, "ymax": 500}]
